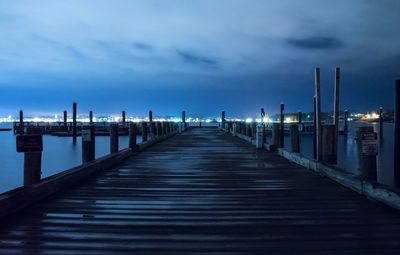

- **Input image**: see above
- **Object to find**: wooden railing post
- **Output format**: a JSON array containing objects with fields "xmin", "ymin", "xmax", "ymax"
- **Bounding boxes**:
[
  {"xmin": 290, "ymin": 124, "xmax": 300, "ymax": 153},
  {"xmin": 82, "ymin": 125, "xmax": 95, "ymax": 163},
  {"xmin": 129, "ymin": 122, "xmax": 137, "ymax": 151},
  {"xmin": 72, "ymin": 102, "xmax": 77, "ymax": 144},
  {"xmin": 141, "ymin": 122, "xmax": 148, "ymax": 142},
  {"xmin": 23, "ymin": 127, "xmax": 42, "ymax": 186},
  {"xmin": 110, "ymin": 123, "xmax": 119, "ymax": 153}
]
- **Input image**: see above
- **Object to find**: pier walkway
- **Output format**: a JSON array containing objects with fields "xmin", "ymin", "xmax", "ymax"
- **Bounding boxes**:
[{"xmin": 1, "ymin": 127, "xmax": 400, "ymax": 254}]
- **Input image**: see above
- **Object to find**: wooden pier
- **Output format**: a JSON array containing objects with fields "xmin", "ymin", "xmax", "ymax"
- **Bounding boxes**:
[{"xmin": 1, "ymin": 127, "xmax": 400, "ymax": 254}]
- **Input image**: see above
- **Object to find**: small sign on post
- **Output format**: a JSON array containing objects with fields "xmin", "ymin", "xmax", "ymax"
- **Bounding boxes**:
[
  {"xmin": 360, "ymin": 132, "xmax": 378, "ymax": 156},
  {"xmin": 82, "ymin": 129, "xmax": 92, "ymax": 142},
  {"xmin": 357, "ymin": 126, "xmax": 378, "ymax": 182},
  {"xmin": 16, "ymin": 135, "xmax": 43, "ymax": 152}
]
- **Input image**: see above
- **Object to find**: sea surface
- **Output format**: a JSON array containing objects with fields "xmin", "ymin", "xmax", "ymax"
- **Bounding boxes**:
[{"xmin": 0, "ymin": 122, "xmax": 395, "ymax": 193}]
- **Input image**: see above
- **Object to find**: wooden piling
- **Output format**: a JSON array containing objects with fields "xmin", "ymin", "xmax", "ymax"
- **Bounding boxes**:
[
  {"xmin": 298, "ymin": 111, "xmax": 302, "ymax": 131},
  {"xmin": 344, "ymin": 110, "xmax": 348, "ymax": 134},
  {"xmin": 72, "ymin": 102, "xmax": 77, "ymax": 144},
  {"xmin": 313, "ymin": 96, "xmax": 317, "ymax": 159},
  {"xmin": 23, "ymin": 127, "xmax": 42, "ymax": 186},
  {"xmin": 182, "ymin": 111, "xmax": 186, "ymax": 125},
  {"xmin": 142, "ymin": 122, "xmax": 148, "ymax": 142},
  {"xmin": 156, "ymin": 122, "xmax": 162, "ymax": 137},
  {"xmin": 315, "ymin": 68, "xmax": 322, "ymax": 162},
  {"xmin": 110, "ymin": 123, "xmax": 119, "ymax": 153},
  {"xmin": 89, "ymin": 111, "xmax": 93, "ymax": 124},
  {"xmin": 333, "ymin": 67, "xmax": 340, "ymax": 164},
  {"xmin": 149, "ymin": 110, "xmax": 153, "ymax": 123},
  {"xmin": 272, "ymin": 123, "xmax": 282, "ymax": 148},
  {"xmin": 290, "ymin": 124, "xmax": 300, "ymax": 153},
  {"xmin": 19, "ymin": 110, "xmax": 24, "ymax": 135},
  {"xmin": 221, "ymin": 111, "xmax": 226, "ymax": 129},
  {"xmin": 129, "ymin": 122, "xmax": 137, "ymax": 151},
  {"xmin": 63, "ymin": 110, "xmax": 67, "ymax": 128},
  {"xmin": 394, "ymin": 80, "xmax": 400, "ymax": 187},
  {"xmin": 280, "ymin": 103, "xmax": 285, "ymax": 147},
  {"xmin": 122, "ymin": 111, "xmax": 126, "ymax": 127},
  {"xmin": 379, "ymin": 107, "xmax": 383, "ymax": 140},
  {"xmin": 357, "ymin": 126, "xmax": 378, "ymax": 182},
  {"xmin": 82, "ymin": 125, "xmax": 95, "ymax": 163},
  {"xmin": 321, "ymin": 125, "xmax": 335, "ymax": 164}
]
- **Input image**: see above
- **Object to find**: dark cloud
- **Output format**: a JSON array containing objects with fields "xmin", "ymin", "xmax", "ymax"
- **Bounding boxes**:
[
  {"xmin": 132, "ymin": 42, "xmax": 153, "ymax": 51},
  {"xmin": 286, "ymin": 36, "xmax": 344, "ymax": 50},
  {"xmin": 176, "ymin": 50, "xmax": 218, "ymax": 66}
]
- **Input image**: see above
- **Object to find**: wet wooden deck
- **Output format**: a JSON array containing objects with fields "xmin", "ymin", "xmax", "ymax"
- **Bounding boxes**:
[{"xmin": 1, "ymin": 127, "xmax": 400, "ymax": 254}]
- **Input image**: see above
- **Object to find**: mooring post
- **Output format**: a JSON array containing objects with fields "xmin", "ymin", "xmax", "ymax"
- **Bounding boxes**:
[
  {"xmin": 394, "ymin": 80, "xmax": 400, "ymax": 187},
  {"xmin": 221, "ymin": 111, "xmax": 226, "ymax": 130},
  {"xmin": 82, "ymin": 125, "xmax": 95, "ymax": 163},
  {"xmin": 256, "ymin": 123, "xmax": 264, "ymax": 149},
  {"xmin": 110, "ymin": 123, "xmax": 119, "ymax": 153},
  {"xmin": 89, "ymin": 110, "xmax": 93, "ymax": 124},
  {"xmin": 315, "ymin": 68, "xmax": 322, "ymax": 162},
  {"xmin": 357, "ymin": 126, "xmax": 378, "ymax": 182},
  {"xmin": 142, "ymin": 122, "xmax": 148, "ymax": 142},
  {"xmin": 379, "ymin": 107, "xmax": 384, "ymax": 140},
  {"xmin": 19, "ymin": 110, "xmax": 24, "ymax": 135},
  {"xmin": 63, "ymin": 110, "xmax": 67, "ymax": 128},
  {"xmin": 290, "ymin": 124, "xmax": 300, "ymax": 153},
  {"xmin": 333, "ymin": 67, "xmax": 340, "ymax": 164},
  {"xmin": 313, "ymin": 96, "xmax": 317, "ymax": 159},
  {"xmin": 23, "ymin": 127, "xmax": 42, "ymax": 186},
  {"xmin": 121, "ymin": 110, "xmax": 126, "ymax": 128},
  {"xmin": 322, "ymin": 125, "xmax": 335, "ymax": 164},
  {"xmin": 182, "ymin": 111, "xmax": 186, "ymax": 128},
  {"xmin": 280, "ymin": 103, "xmax": 285, "ymax": 148},
  {"xmin": 344, "ymin": 110, "xmax": 349, "ymax": 134},
  {"xmin": 72, "ymin": 102, "xmax": 77, "ymax": 144},
  {"xmin": 272, "ymin": 123, "xmax": 282, "ymax": 148},
  {"xmin": 297, "ymin": 111, "xmax": 302, "ymax": 132},
  {"xmin": 129, "ymin": 122, "xmax": 137, "ymax": 151}
]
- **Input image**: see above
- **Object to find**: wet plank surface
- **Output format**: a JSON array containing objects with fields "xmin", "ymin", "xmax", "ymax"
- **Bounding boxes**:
[{"xmin": 1, "ymin": 127, "xmax": 400, "ymax": 254}]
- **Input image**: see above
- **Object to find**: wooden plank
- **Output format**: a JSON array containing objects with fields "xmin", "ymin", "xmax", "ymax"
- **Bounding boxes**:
[{"xmin": 1, "ymin": 128, "xmax": 400, "ymax": 254}]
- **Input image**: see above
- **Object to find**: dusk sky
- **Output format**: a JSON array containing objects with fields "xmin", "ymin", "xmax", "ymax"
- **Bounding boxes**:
[{"xmin": 0, "ymin": 0, "xmax": 399, "ymax": 118}]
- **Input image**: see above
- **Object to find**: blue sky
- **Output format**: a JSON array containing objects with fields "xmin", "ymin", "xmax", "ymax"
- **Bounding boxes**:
[{"xmin": 0, "ymin": 0, "xmax": 399, "ymax": 117}]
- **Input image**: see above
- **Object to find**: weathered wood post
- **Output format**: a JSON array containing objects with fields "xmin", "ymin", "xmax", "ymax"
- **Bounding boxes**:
[
  {"xmin": 313, "ymin": 96, "xmax": 317, "ymax": 159},
  {"xmin": 82, "ymin": 125, "xmax": 95, "ymax": 163},
  {"xmin": 221, "ymin": 111, "xmax": 226, "ymax": 130},
  {"xmin": 333, "ymin": 67, "xmax": 340, "ymax": 164},
  {"xmin": 22, "ymin": 127, "xmax": 43, "ymax": 186},
  {"xmin": 110, "ymin": 123, "xmax": 119, "ymax": 153},
  {"xmin": 142, "ymin": 122, "xmax": 148, "ymax": 142},
  {"xmin": 315, "ymin": 68, "xmax": 322, "ymax": 161},
  {"xmin": 148, "ymin": 111, "xmax": 155, "ymax": 139},
  {"xmin": 157, "ymin": 122, "xmax": 162, "ymax": 137},
  {"xmin": 232, "ymin": 122, "xmax": 238, "ymax": 137},
  {"xmin": 297, "ymin": 111, "xmax": 302, "ymax": 132},
  {"xmin": 162, "ymin": 122, "xmax": 167, "ymax": 135},
  {"xmin": 290, "ymin": 124, "xmax": 300, "ymax": 153},
  {"xmin": 246, "ymin": 123, "xmax": 251, "ymax": 137},
  {"xmin": 182, "ymin": 111, "xmax": 186, "ymax": 128},
  {"xmin": 255, "ymin": 123, "xmax": 264, "ymax": 149},
  {"xmin": 322, "ymin": 125, "xmax": 335, "ymax": 164},
  {"xmin": 122, "ymin": 110, "xmax": 126, "ymax": 127},
  {"xmin": 272, "ymin": 123, "xmax": 282, "ymax": 148},
  {"xmin": 89, "ymin": 110, "xmax": 93, "ymax": 124},
  {"xmin": 357, "ymin": 126, "xmax": 378, "ymax": 182},
  {"xmin": 63, "ymin": 110, "xmax": 67, "ymax": 128},
  {"xmin": 379, "ymin": 107, "xmax": 383, "ymax": 140},
  {"xmin": 280, "ymin": 103, "xmax": 285, "ymax": 147},
  {"xmin": 129, "ymin": 122, "xmax": 137, "ymax": 151},
  {"xmin": 344, "ymin": 110, "xmax": 349, "ymax": 134},
  {"xmin": 19, "ymin": 110, "xmax": 24, "ymax": 135},
  {"xmin": 72, "ymin": 102, "xmax": 77, "ymax": 144},
  {"xmin": 395, "ymin": 80, "xmax": 400, "ymax": 187}
]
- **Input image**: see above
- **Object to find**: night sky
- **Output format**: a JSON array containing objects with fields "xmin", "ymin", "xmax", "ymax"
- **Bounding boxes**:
[{"xmin": 0, "ymin": 0, "xmax": 399, "ymax": 118}]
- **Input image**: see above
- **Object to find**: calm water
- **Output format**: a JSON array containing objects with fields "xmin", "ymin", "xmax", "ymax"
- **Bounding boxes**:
[
  {"xmin": 0, "ymin": 122, "xmax": 395, "ymax": 193},
  {"xmin": 0, "ymin": 123, "xmax": 141, "ymax": 193}
]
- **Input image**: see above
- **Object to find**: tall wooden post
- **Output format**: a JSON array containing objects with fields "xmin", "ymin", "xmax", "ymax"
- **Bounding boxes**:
[
  {"xmin": 72, "ymin": 102, "xmax": 77, "ymax": 144},
  {"xmin": 221, "ymin": 111, "xmax": 226, "ymax": 129},
  {"xmin": 142, "ymin": 122, "xmax": 148, "ymax": 142},
  {"xmin": 19, "ymin": 110, "xmax": 24, "ymax": 135},
  {"xmin": 149, "ymin": 110, "xmax": 153, "ymax": 123},
  {"xmin": 23, "ymin": 127, "xmax": 42, "ymax": 186},
  {"xmin": 315, "ymin": 68, "xmax": 322, "ymax": 162},
  {"xmin": 298, "ymin": 111, "xmax": 302, "ymax": 132},
  {"xmin": 290, "ymin": 124, "xmax": 300, "ymax": 153},
  {"xmin": 394, "ymin": 80, "xmax": 400, "ymax": 187},
  {"xmin": 280, "ymin": 103, "xmax": 285, "ymax": 148},
  {"xmin": 344, "ymin": 110, "xmax": 349, "ymax": 134},
  {"xmin": 313, "ymin": 96, "xmax": 317, "ymax": 159},
  {"xmin": 110, "ymin": 123, "xmax": 119, "ymax": 153},
  {"xmin": 322, "ymin": 125, "xmax": 335, "ymax": 164},
  {"xmin": 89, "ymin": 110, "xmax": 93, "ymax": 124},
  {"xmin": 379, "ymin": 107, "xmax": 383, "ymax": 140},
  {"xmin": 129, "ymin": 122, "xmax": 137, "ymax": 151},
  {"xmin": 82, "ymin": 125, "xmax": 95, "ymax": 163},
  {"xmin": 122, "ymin": 111, "xmax": 126, "ymax": 127},
  {"xmin": 272, "ymin": 123, "xmax": 282, "ymax": 148},
  {"xmin": 333, "ymin": 67, "xmax": 340, "ymax": 164},
  {"xmin": 182, "ymin": 111, "xmax": 186, "ymax": 124},
  {"xmin": 63, "ymin": 110, "xmax": 67, "ymax": 128}
]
